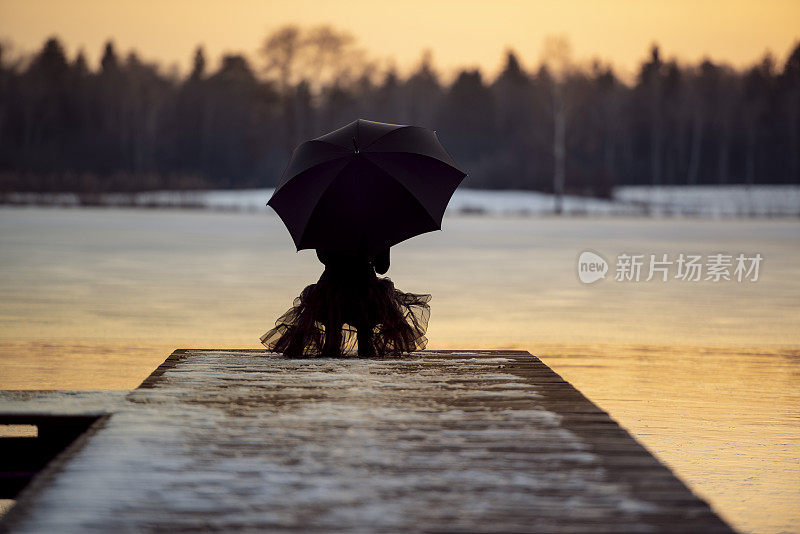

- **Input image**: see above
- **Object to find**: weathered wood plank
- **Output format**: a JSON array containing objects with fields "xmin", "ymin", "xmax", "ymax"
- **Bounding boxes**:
[{"xmin": 1, "ymin": 350, "xmax": 732, "ymax": 533}]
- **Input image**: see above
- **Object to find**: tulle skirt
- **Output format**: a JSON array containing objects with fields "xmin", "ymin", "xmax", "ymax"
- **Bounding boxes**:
[{"xmin": 261, "ymin": 275, "xmax": 431, "ymax": 357}]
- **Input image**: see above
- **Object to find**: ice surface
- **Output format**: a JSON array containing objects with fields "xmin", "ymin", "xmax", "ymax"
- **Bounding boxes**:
[{"xmin": 6, "ymin": 185, "xmax": 800, "ymax": 218}]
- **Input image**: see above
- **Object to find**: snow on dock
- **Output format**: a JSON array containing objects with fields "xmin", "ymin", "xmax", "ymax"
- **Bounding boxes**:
[{"xmin": 0, "ymin": 350, "xmax": 732, "ymax": 532}]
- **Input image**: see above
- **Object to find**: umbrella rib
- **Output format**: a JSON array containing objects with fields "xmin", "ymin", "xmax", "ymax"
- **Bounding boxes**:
[
  {"xmin": 310, "ymin": 137, "xmax": 357, "ymax": 152},
  {"xmin": 360, "ymin": 126, "xmax": 462, "ymax": 171},
  {"xmin": 432, "ymin": 131, "xmax": 462, "ymax": 170},
  {"xmin": 364, "ymin": 151, "xmax": 466, "ymax": 174},
  {"xmin": 361, "ymin": 125, "xmax": 411, "ymax": 151},
  {"xmin": 293, "ymin": 158, "xmax": 355, "ymax": 249},
  {"xmin": 360, "ymin": 157, "xmax": 443, "ymax": 231},
  {"xmin": 311, "ymin": 125, "xmax": 463, "ymax": 171},
  {"xmin": 274, "ymin": 141, "xmax": 350, "ymax": 194}
]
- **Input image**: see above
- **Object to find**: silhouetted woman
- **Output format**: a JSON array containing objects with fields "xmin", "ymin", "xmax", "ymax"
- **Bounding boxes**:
[{"xmin": 261, "ymin": 246, "xmax": 430, "ymax": 357}]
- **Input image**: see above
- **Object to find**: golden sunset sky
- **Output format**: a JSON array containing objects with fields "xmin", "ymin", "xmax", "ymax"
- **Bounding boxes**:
[{"xmin": 1, "ymin": 0, "xmax": 798, "ymax": 81}]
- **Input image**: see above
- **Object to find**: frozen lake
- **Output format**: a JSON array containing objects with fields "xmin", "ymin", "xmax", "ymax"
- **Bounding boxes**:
[{"xmin": 0, "ymin": 206, "xmax": 799, "ymax": 533}]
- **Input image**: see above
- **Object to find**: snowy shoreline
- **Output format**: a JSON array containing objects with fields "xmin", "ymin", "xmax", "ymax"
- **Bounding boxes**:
[{"xmin": 2, "ymin": 185, "xmax": 799, "ymax": 218}]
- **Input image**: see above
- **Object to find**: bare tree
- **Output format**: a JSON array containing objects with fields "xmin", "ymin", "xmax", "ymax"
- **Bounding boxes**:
[
  {"xmin": 782, "ymin": 42, "xmax": 800, "ymax": 183},
  {"xmin": 685, "ymin": 62, "xmax": 709, "ymax": 185},
  {"xmin": 405, "ymin": 50, "xmax": 442, "ymax": 126},
  {"xmin": 637, "ymin": 45, "xmax": 665, "ymax": 186},
  {"xmin": 715, "ymin": 66, "xmax": 739, "ymax": 184},
  {"xmin": 593, "ymin": 62, "xmax": 624, "ymax": 196},
  {"xmin": 541, "ymin": 35, "xmax": 573, "ymax": 214},
  {"xmin": 742, "ymin": 55, "xmax": 773, "ymax": 184},
  {"xmin": 260, "ymin": 25, "xmax": 365, "ymax": 152}
]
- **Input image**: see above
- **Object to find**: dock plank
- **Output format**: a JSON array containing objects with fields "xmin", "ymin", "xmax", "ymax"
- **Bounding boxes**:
[{"xmin": 1, "ymin": 350, "xmax": 732, "ymax": 533}]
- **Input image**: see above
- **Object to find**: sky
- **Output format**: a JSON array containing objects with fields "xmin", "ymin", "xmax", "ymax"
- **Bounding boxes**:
[{"xmin": 1, "ymin": 0, "xmax": 798, "ymax": 82}]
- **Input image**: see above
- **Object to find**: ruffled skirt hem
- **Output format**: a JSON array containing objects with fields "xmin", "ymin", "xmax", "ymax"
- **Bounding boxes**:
[{"xmin": 261, "ymin": 276, "xmax": 430, "ymax": 358}]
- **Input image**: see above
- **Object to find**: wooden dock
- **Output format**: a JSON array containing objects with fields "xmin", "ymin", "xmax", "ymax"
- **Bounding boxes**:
[{"xmin": 1, "ymin": 350, "xmax": 733, "ymax": 533}]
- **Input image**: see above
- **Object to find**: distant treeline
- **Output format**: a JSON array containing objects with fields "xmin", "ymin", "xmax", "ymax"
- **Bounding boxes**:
[{"xmin": 0, "ymin": 27, "xmax": 798, "ymax": 196}]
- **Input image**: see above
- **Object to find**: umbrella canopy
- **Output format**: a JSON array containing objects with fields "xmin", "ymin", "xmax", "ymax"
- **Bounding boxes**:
[{"xmin": 268, "ymin": 119, "xmax": 466, "ymax": 255}]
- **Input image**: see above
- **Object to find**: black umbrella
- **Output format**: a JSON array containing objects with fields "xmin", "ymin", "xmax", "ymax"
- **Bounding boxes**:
[{"xmin": 268, "ymin": 119, "xmax": 466, "ymax": 255}]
